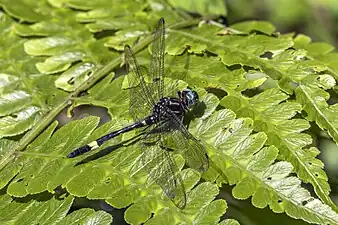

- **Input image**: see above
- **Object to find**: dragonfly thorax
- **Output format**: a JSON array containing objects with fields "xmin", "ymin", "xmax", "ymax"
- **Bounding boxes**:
[
  {"xmin": 150, "ymin": 97, "xmax": 186, "ymax": 123},
  {"xmin": 147, "ymin": 89, "xmax": 199, "ymax": 124}
]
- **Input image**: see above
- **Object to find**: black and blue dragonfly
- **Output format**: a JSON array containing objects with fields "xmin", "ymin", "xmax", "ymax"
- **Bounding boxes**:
[{"xmin": 67, "ymin": 18, "xmax": 209, "ymax": 208}]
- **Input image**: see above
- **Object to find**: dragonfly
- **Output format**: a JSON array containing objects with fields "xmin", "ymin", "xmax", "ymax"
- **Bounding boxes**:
[{"xmin": 67, "ymin": 18, "xmax": 209, "ymax": 209}]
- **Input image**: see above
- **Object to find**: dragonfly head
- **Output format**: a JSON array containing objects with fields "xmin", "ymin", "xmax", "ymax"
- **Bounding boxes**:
[{"xmin": 181, "ymin": 89, "xmax": 199, "ymax": 109}]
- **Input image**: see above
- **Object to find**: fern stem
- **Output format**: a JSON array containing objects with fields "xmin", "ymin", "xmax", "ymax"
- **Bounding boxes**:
[
  {"xmin": 14, "ymin": 19, "xmax": 202, "ymax": 154},
  {"xmin": 15, "ymin": 100, "xmax": 70, "ymax": 152}
]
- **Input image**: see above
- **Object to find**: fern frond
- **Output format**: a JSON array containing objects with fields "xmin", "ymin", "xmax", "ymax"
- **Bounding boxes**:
[
  {"xmin": 220, "ymin": 87, "xmax": 335, "ymax": 210},
  {"xmin": 15, "ymin": 7, "xmax": 117, "ymax": 91},
  {"xmin": 274, "ymin": 34, "xmax": 338, "ymax": 145},
  {"xmin": 295, "ymin": 76, "xmax": 338, "ymax": 145},
  {"xmin": 0, "ymin": 12, "xmax": 52, "ymax": 139},
  {"xmin": 2, "ymin": 113, "xmax": 226, "ymax": 224},
  {"xmin": 0, "ymin": 193, "xmax": 112, "ymax": 224},
  {"xmin": 218, "ymin": 219, "xmax": 240, "ymax": 225},
  {"xmin": 190, "ymin": 100, "xmax": 338, "ymax": 224}
]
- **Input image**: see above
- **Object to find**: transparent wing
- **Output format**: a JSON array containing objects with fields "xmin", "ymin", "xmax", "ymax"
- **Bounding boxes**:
[
  {"xmin": 164, "ymin": 52, "xmax": 191, "ymax": 98},
  {"xmin": 149, "ymin": 17, "xmax": 165, "ymax": 101},
  {"xmin": 141, "ymin": 126, "xmax": 186, "ymax": 209},
  {"xmin": 124, "ymin": 45, "xmax": 154, "ymax": 121},
  {"xmin": 165, "ymin": 109, "xmax": 209, "ymax": 172}
]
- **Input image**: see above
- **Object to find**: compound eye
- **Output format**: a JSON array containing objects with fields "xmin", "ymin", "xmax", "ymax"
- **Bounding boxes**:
[{"xmin": 184, "ymin": 90, "xmax": 197, "ymax": 108}]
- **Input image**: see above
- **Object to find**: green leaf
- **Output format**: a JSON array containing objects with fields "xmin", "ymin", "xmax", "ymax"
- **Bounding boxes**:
[
  {"xmin": 293, "ymin": 34, "xmax": 338, "ymax": 81},
  {"xmin": 230, "ymin": 21, "xmax": 276, "ymax": 35},
  {"xmin": 124, "ymin": 182, "xmax": 226, "ymax": 225},
  {"xmin": 0, "ymin": 139, "xmax": 21, "ymax": 189},
  {"xmin": 0, "ymin": 106, "xmax": 41, "ymax": 138},
  {"xmin": 191, "ymin": 109, "xmax": 338, "ymax": 224},
  {"xmin": 1, "ymin": 194, "xmax": 74, "ymax": 224},
  {"xmin": 168, "ymin": 0, "xmax": 227, "ymax": 16},
  {"xmin": 218, "ymin": 219, "xmax": 240, "ymax": 225},
  {"xmin": 57, "ymin": 208, "xmax": 113, "ymax": 225},
  {"xmin": 0, "ymin": 12, "xmax": 66, "ymax": 138},
  {"xmin": 220, "ymin": 87, "xmax": 336, "ymax": 211},
  {"xmin": 304, "ymin": 42, "xmax": 335, "ymax": 56},
  {"xmin": 293, "ymin": 34, "xmax": 312, "ymax": 49},
  {"xmin": 0, "ymin": 192, "xmax": 112, "ymax": 224},
  {"xmin": 18, "ymin": 8, "xmax": 117, "ymax": 91},
  {"xmin": 295, "ymin": 76, "xmax": 338, "ymax": 146},
  {"xmin": 3, "ymin": 115, "xmax": 225, "ymax": 223},
  {"xmin": 0, "ymin": 0, "xmax": 43, "ymax": 22}
]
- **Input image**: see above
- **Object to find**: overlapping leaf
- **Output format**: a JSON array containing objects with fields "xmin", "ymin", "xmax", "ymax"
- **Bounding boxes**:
[
  {"xmin": 0, "ymin": 12, "xmax": 67, "ymax": 139},
  {"xmin": 168, "ymin": 0, "xmax": 227, "ymax": 17},
  {"xmin": 68, "ymin": 0, "xmax": 186, "ymax": 51},
  {"xmin": 295, "ymin": 76, "xmax": 338, "ymax": 141},
  {"xmin": 270, "ymin": 35, "xmax": 338, "ymax": 146},
  {"xmin": 10, "ymin": 1, "xmax": 118, "ymax": 92},
  {"xmin": 164, "ymin": 22, "xmax": 338, "ymax": 158},
  {"xmin": 189, "ymin": 96, "xmax": 338, "ymax": 224},
  {"xmin": 0, "ymin": 192, "xmax": 112, "ymax": 224},
  {"xmin": 294, "ymin": 34, "xmax": 338, "ymax": 80},
  {"xmin": 1, "ymin": 114, "xmax": 226, "ymax": 225},
  {"xmin": 220, "ymin": 87, "xmax": 335, "ymax": 210}
]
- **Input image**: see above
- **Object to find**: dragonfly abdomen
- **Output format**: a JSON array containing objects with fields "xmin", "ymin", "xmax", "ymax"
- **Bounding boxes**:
[
  {"xmin": 96, "ymin": 121, "xmax": 146, "ymax": 145},
  {"xmin": 67, "ymin": 120, "xmax": 147, "ymax": 158},
  {"xmin": 68, "ymin": 97, "xmax": 189, "ymax": 158},
  {"xmin": 67, "ymin": 144, "xmax": 92, "ymax": 158}
]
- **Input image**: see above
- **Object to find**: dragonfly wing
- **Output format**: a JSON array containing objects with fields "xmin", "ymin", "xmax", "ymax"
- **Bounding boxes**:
[
  {"xmin": 124, "ymin": 45, "xmax": 154, "ymax": 121},
  {"xmin": 165, "ymin": 109, "xmax": 209, "ymax": 172},
  {"xmin": 165, "ymin": 52, "xmax": 191, "ymax": 98},
  {"xmin": 149, "ymin": 18, "xmax": 165, "ymax": 101},
  {"xmin": 141, "ymin": 130, "xmax": 186, "ymax": 209}
]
